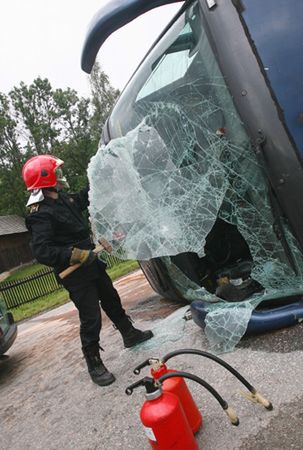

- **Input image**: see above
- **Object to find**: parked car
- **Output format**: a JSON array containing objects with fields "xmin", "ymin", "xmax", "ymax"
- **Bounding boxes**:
[{"xmin": 0, "ymin": 298, "xmax": 17, "ymax": 356}]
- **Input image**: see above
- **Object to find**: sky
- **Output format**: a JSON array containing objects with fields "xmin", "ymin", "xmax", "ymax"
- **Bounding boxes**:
[{"xmin": 0, "ymin": 0, "xmax": 181, "ymax": 97}]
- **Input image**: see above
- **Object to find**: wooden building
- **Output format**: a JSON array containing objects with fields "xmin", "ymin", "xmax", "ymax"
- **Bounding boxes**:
[{"xmin": 0, "ymin": 216, "xmax": 33, "ymax": 273}]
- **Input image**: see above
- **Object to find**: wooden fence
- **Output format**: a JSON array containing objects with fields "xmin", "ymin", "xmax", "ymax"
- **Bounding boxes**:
[
  {"xmin": 0, "ymin": 253, "xmax": 123, "ymax": 309},
  {"xmin": 0, "ymin": 267, "xmax": 62, "ymax": 309}
]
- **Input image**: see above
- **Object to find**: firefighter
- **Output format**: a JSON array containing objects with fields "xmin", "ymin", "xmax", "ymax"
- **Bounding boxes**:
[{"xmin": 22, "ymin": 155, "xmax": 153, "ymax": 386}]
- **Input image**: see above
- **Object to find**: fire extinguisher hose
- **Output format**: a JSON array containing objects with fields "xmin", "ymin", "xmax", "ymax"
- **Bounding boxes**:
[
  {"xmin": 161, "ymin": 349, "xmax": 273, "ymax": 410},
  {"xmin": 157, "ymin": 371, "xmax": 239, "ymax": 426}
]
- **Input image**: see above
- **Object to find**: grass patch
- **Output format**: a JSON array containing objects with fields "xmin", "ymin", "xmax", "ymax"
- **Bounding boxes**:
[
  {"xmin": 107, "ymin": 260, "xmax": 139, "ymax": 281},
  {"xmin": 8, "ymin": 259, "xmax": 139, "ymax": 322},
  {"xmin": 1, "ymin": 263, "xmax": 45, "ymax": 283},
  {"xmin": 11, "ymin": 289, "xmax": 69, "ymax": 322}
]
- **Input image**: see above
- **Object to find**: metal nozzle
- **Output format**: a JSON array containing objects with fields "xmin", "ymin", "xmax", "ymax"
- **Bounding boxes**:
[
  {"xmin": 254, "ymin": 392, "xmax": 273, "ymax": 410},
  {"xmin": 240, "ymin": 390, "xmax": 273, "ymax": 410},
  {"xmin": 225, "ymin": 406, "xmax": 239, "ymax": 426}
]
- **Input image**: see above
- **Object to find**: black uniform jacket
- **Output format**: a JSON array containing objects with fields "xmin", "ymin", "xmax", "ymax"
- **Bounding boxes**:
[{"xmin": 25, "ymin": 188, "xmax": 104, "ymax": 286}]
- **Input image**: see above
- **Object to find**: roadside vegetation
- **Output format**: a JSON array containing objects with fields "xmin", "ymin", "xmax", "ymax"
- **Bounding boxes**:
[
  {"xmin": 2, "ymin": 263, "xmax": 45, "ymax": 282},
  {"xmin": 2, "ymin": 260, "xmax": 139, "ymax": 323},
  {"xmin": 0, "ymin": 64, "xmax": 140, "ymax": 323},
  {"xmin": 0, "ymin": 63, "xmax": 119, "ymax": 217}
]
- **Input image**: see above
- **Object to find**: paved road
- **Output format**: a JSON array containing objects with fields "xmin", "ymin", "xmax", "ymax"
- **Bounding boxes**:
[{"xmin": 1, "ymin": 269, "xmax": 303, "ymax": 450}]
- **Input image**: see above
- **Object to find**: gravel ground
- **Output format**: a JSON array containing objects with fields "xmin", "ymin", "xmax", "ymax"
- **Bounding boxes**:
[{"xmin": 1, "ymin": 269, "xmax": 303, "ymax": 450}]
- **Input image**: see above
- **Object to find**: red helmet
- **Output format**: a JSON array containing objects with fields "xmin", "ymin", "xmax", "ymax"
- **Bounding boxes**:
[{"xmin": 22, "ymin": 155, "xmax": 64, "ymax": 191}]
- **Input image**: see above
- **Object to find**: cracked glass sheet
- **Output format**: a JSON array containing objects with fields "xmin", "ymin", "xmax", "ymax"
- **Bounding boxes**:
[
  {"xmin": 88, "ymin": 116, "xmax": 227, "ymax": 260},
  {"xmin": 88, "ymin": 104, "xmax": 303, "ymax": 353},
  {"xmin": 88, "ymin": 1, "xmax": 303, "ymax": 352}
]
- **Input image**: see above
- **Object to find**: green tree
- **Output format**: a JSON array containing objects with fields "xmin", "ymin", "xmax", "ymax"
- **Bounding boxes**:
[
  {"xmin": 10, "ymin": 78, "xmax": 61, "ymax": 154},
  {"xmin": 0, "ymin": 93, "xmax": 27, "ymax": 215},
  {"xmin": 52, "ymin": 88, "xmax": 94, "ymax": 192},
  {"xmin": 0, "ymin": 67, "xmax": 119, "ymax": 216},
  {"xmin": 89, "ymin": 62, "xmax": 120, "ymax": 143}
]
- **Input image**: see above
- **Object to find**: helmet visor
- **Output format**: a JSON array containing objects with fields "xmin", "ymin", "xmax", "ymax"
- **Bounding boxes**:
[{"xmin": 55, "ymin": 167, "xmax": 70, "ymax": 189}]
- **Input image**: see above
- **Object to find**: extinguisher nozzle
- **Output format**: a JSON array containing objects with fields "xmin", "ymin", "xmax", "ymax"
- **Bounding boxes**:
[
  {"xmin": 265, "ymin": 402, "xmax": 273, "ymax": 411},
  {"xmin": 239, "ymin": 390, "xmax": 273, "ymax": 410},
  {"xmin": 254, "ymin": 391, "xmax": 273, "ymax": 410},
  {"xmin": 225, "ymin": 407, "xmax": 240, "ymax": 426}
]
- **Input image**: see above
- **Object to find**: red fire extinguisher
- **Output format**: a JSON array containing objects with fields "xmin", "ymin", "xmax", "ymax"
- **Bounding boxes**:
[
  {"xmin": 126, "ymin": 376, "xmax": 199, "ymax": 450},
  {"xmin": 145, "ymin": 359, "xmax": 202, "ymax": 434},
  {"xmin": 126, "ymin": 371, "xmax": 240, "ymax": 449},
  {"xmin": 133, "ymin": 348, "xmax": 273, "ymax": 417}
]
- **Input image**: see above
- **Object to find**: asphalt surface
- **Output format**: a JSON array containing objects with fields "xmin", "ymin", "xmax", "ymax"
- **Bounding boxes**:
[{"xmin": 1, "ymin": 269, "xmax": 303, "ymax": 450}]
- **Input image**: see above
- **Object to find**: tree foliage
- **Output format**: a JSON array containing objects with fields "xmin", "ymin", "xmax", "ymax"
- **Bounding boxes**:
[
  {"xmin": 0, "ymin": 64, "xmax": 120, "ymax": 216},
  {"xmin": 89, "ymin": 62, "xmax": 120, "ymax": 143}
]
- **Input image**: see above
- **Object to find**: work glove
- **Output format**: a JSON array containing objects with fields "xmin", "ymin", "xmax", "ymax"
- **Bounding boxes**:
[{"xmin": 70, "ymin": 248, "xmax": 96, "ymax": 266}]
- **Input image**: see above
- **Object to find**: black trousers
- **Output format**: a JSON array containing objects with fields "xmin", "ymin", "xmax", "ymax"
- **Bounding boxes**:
[{"xmin": 60, "ymin": 260, "xmax": 126, "ymax": 349}]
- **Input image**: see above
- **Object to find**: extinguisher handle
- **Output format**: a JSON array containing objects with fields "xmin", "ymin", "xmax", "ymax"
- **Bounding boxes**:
[
  {"xmin": 133, "ymin": 358, "xmax": 160, "ymax": 375},
  {"xmin": 125, "ymin": 379, "xmax": 145, "ymax": 395},
  {"xmin": 158, "ymin": 371, "xmax": 240, "ymax": 426},
  {"xmin": 125, "ymin": 376, "xmax": 155, "ymax": 395}
]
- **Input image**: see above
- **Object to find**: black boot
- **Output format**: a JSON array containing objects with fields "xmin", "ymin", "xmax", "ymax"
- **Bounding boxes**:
[
  {"xmin": 82, "ymin": 344, "xmax": 116, "ymax": 386},
  {"xmin": 116, "ymin": 316, "xmax": 154, "ymax": 348}
]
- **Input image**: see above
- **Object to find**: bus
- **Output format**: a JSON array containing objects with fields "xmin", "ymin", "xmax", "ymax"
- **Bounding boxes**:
[{"xmin": 81, "ymin": 0, "xmax": 303, "ymax": 344}]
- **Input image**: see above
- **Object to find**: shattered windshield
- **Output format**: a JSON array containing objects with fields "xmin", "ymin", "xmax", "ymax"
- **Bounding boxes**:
[{"xmin": 88, "ymin": 1, "xmax": 303, "ymax": 352}]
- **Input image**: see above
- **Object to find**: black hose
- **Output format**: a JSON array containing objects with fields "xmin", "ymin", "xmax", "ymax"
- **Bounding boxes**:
[
  {"xmin": 158, "ymin": 371, "xmax": 239, "ymax": 425},
  {"xmin": 162, "ymin": 348, "xmax": 256, "ymax": 394}
]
